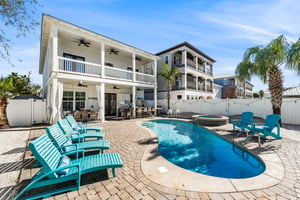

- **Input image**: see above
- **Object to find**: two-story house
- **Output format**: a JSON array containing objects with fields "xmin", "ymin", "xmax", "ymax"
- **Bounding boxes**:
[
  {"xmin": 40, "ymin": 14, "xmax": 159, "ymax": 123},
  {"xmin": 155, "ymin": 42, "xmax": 216, "ymax": 100},
  {"xmin": 214, "ymin": 74, "xmax": 253, "ymax": 99}
]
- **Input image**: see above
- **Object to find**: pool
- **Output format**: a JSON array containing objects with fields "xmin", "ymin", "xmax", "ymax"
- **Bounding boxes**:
[{"xmin": 142, "ymin": 119, "xmax": 265, "ymax": 179}]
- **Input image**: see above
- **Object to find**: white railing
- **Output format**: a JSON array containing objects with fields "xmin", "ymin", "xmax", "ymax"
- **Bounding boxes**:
[
  {"xmin": 136, "ymin": 72, "xmax": 155, "ymax": 84},
  {"xmin": 158, "ymin": 98, "xmax": 300, "ymax": 125},
  {"xmin": 105, "ymin": 66, "xmax": 133, "ymax": 81},
  {"xmin": 58, "ymin": 56, "xmax": 102, "ymax": 76},
  {"xmin": 57, "ymin": 57, "xmax": 155, "ymax": 84}
]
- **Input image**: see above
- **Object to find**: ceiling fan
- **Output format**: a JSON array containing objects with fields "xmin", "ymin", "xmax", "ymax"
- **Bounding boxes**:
[
  {"xmin": 78, "ymin": 80, "xmax": 88, "ymax": 87},
  {"xmin": 135, "ymin": 56, "xmax": 142, "ymax": 61},
  {"xmin": 108, "ymin": 48, "xmax": 119, "ymax": 55},
  {"xmin": 113, "ymin": 85, "xmax": 120, "ymax": 89},
  {"xmin": 73, "ymin": 39, "xmax": 91, "ymax": 47}
]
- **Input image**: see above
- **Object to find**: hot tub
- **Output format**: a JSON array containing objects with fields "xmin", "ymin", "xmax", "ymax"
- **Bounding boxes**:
[{"xmin": 192, "ymin": 115, "xmax": 228, "ymax": 126}]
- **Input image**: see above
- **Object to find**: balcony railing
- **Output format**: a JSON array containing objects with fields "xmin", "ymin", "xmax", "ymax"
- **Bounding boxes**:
[
  {"xmin": 58, "ymin": 56, "xmax": 155, "ymax": 84},
  {"xmin": 186, "ymin": 59, "xmax": 196, "ymax": 69}
]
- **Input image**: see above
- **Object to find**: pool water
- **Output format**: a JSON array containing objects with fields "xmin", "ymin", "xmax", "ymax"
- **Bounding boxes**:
[{"xmin": 142, "ymin": 120, "xmax": 265, "ymax": 179}]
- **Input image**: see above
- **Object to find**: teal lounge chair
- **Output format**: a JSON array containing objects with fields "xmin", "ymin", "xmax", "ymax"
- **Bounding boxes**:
[
  {"xmin": 58, "ymin": 119, "xmax": 105, "ymax": 142},
  {"xmin": 46, "ymin": 124, "xmax": 110, "ymax": 153},
  {"xmin": 14, "ymin": 134, "xmax": 123, "ymax": 200},
  {"xmin": 66, "ymin": 115, "xmax": 103, "ymax": 133},
  {"xmin": 249, "ymin": 114, "xmax": 281, "ymax": 139},
  {"xmin": 231, "ymin": 112, "xmax": 254, "ymax": 132}
]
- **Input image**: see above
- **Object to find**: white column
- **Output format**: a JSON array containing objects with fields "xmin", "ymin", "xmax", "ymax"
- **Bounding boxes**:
[
  {"xmin": 182, "ymin": 50, "xmax": 187, "ymax": 67},
  {"xmin": 49, "ymin": 78, "xmax": 58, "ymax": 124},
  {"xmin": 195, "ymin": 76, "xmax": 198, "ymax": 90},
  {"xmin": 101, "ymin": 42, "xmax": 105, "ymax": 77},
  {"xmin": 195, "ymin": 56, "xmax": 198, "ymax": 70},
  {"xmin": 51, "ymin": 25, "xmax": 58, "ymax": 71},
  {"xmin": 154, "ymin": 86, "xmax": 157, "ymax": 116},
  {"xmin": 132, "ymin": 53, "xmax": 136, "ymax": 82},
  {"xmin": 132, "ymin": 86, "xmax": 136, "ymax": 118}
]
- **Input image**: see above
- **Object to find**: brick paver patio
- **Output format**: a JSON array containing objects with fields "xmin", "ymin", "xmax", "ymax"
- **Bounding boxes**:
[{"xmin": 13, "ymin": 118, "xmax": 300, "ymax": 199}]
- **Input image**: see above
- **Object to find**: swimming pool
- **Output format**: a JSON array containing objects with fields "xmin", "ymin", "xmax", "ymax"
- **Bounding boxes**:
[{"xmin": 142, "ymin": 119, "xmax": 265, "ymax": 179}]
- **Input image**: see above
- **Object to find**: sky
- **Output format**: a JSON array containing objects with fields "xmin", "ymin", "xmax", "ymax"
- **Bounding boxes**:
[{"xmin": 0, "ymin": 0, "xmax": 299, "ymax": 92}]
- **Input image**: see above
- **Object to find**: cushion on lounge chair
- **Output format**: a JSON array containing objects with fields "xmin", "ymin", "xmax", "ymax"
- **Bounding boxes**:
[{"xmin": 57, "ymin": 155, "xmax": 71, "ymax": 176}]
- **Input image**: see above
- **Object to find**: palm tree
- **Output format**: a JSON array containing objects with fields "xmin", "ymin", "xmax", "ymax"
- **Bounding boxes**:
[
  {"xmin": 158, "ymin": 64, "xmax": 180, "ymax": 110},
  {"xmin": 0, "ymin": 76, "xmax": 13, "ymax": 128},
  {"xmin": 235, "ymin": 35, "xmax": 300, "ymax": 120}
]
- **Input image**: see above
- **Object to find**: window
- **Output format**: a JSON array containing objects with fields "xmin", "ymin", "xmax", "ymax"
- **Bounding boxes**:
[
  {"xmin": 223, "ymin": 78, "xmax": 228, "ymax": 85},
  {"xmin": 164, "ymin": 56, "xmax": 169, "ymax": 64},
  {"xmin": 62, "ymin": 91, "xmax": 86, "ymax": 111},
  {"xmin": 177, "ymin": 95, "xmax": 182, "ymax": 100},
  {"xmin": 63, "ymin": 53, "xmax": 85, "ymax": 73},
  {"xmin": 75, "ymin": 92, "xmax": 86, "ymax": 110},
  {"xmin": 62, "ymin": 91, "xmax": 73, "ymax": 111}
]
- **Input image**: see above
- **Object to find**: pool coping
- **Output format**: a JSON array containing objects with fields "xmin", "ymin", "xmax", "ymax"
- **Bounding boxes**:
[{"xmin": 137, "ymin": 118, "xmax": 284, "ymax": 193}]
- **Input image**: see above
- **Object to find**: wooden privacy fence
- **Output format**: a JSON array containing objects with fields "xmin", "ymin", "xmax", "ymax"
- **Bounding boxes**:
[{"xmin": 158, "ymin": 98, "xmax": 300, "ymax": 125}]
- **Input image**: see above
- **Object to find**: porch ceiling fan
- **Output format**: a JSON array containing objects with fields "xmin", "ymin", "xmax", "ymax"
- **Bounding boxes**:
[
  {"xmin": 108, "ymin": 48, "xmax": 119, "ymax": 55},
  {"xmin": 78, "ymin": 81, "xmax": 88, "ymax": 87},
  {"xmin": 73, "ymin": 39, "xmax": 91, "ymax": 47},
  {"xmin": 135, "ymin": 56, "xmax": 142, "ymax": 61},
  {"xmin": 113, "ymin": 85, "xmax": 120, "ymax": 89}
]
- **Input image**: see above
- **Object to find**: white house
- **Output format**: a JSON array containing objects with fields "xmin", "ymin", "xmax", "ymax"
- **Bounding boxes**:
[
  {"xmin": 156, "ymin": 42, "xmax": 216, "ymax": 100},
  {"xmin": 40, "ymin": 14, "xmax": 159, "ymax": 123}
]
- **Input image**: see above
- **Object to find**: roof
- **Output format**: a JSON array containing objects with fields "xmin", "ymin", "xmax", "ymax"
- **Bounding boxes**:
[
  {"xmin": 12, "ymin": 95, "xmax": 43, "ymax": 100},
  {"xmin": 283, "ymin": 86, "xmax": 300, "ymax": 97},
  {"xmin": 156, "ymin": 42, "xmax": 216, "ymax": 62},
  {"xmin": 39, "ymin": 14, "xmax": 160, "ymax": 74},
  {"xmin": 214, "ymin": 74, "xmax": 253, "ymax": 86}
]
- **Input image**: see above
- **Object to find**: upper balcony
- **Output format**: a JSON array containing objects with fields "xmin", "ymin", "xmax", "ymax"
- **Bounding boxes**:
[{"xmin": 58, "ymin": 56, "xmax": 155, "ymax": 84}]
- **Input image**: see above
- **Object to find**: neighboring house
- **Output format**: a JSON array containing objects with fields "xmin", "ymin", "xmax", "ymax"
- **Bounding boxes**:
[
  {"xmin": 283, "ymin": 86, "xmax": 300, "ymax": 98},
  {"xmin": 213, "ymin": 83, "xmax": 222, "ymax": 99},
  {"xmin": 156, "ymin": 42, "xmax": 216, "ymax": 100},
  {"xmin": 214, "ymin": 74, "xmax": 253, "ymax": 99},
  {"xmin": 40, "ymin": 14, "xmax": 159, "ymax": 123}
]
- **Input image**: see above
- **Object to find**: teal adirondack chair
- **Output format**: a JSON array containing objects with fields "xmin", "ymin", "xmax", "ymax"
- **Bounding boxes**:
[
  {"xmin": 14, "ymin": 134, "xmax": 123, "ymax": 200},
  {"xmin": 250, "ymin": 114, "xmax": 281, "ymax": 139},
  {"xmin": 46, "ymin": 124, "xmax": 110, "ymax": 153},
  {"xmin": 231, "ymin": 112, "xmax": 254, "ymax": 132},
  {"xmin": 58, "ymin": 119, "xmax": 105, "ymax": 142},
  {"xmin": 66, "ymin": 115, "xmax": 103, "ymax": 133}
]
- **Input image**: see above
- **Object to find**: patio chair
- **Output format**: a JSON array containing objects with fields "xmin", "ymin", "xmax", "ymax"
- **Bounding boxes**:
[
  {"xmin": 81, "ymin": 110, "xmax": 89, "ymax": 122},
  {"xmin": 58, "ymin": 119, "xmax": 105, "ymax": 142},
  {"xmin": 89, "ymin": 111, "xmax": 98, "ymax": 121},
  {"xmin": 14, "ymin": 134, "xmax": 123, "ymax": 200},
  {"xmin": 66, "ymin": 115, "xmax": 103, "ymax": 133},
  {"xmin": 73, "ymin": 111, "xmax": 82, "ymax": 122},
  {"xmin": 136, "ymin": 107, "xmax": 143, "ymax": 118},
  {"xmin": 248, "ymin": 114, "xmax": 281, "ymax": 140},
  {"xmin": 46, "ymin": 124, "xmax": 109, "ymax": 153},
  {"xmin": 231, "ymin": 112, "xmax": 254, "ymax": 134}
]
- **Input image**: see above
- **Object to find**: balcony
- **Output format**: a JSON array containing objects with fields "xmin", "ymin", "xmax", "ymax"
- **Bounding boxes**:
[
  {"xmin": 58, "ymin": 56, "xmax": 155, "ymax": 84},
  {"xmin": 186, "ymin": 59, "xmax": 196, "ymax": 69}
]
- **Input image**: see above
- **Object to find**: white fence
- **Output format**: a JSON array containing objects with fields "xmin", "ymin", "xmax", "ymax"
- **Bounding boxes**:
[
  {"xmin": 158, "ymin": 98, "xmax": 300, "ymax": 125},
  {"xmin": 7, "ymin": 99, "xmax": 48, "ymax": 127}
]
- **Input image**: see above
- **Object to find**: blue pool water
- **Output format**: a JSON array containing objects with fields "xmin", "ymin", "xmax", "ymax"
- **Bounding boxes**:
[{"xmin": 142, "ymin": 120, "xmax": 265, "ymax": 179}]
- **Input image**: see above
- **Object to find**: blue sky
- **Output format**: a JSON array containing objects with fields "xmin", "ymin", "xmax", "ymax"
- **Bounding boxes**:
[{"xmin": 0, "ymin": 0, "xmax": 299, "ymax": 92}]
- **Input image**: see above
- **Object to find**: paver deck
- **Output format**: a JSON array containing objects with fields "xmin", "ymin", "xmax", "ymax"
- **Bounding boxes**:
[{"xmin": 4, "ymin": 117, "xmax": 300, "ymax": 199}]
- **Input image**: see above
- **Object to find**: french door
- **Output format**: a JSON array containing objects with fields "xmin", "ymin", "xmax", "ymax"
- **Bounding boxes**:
[{"xmin": 105, "ymin": 93, "xmax": 117, "ymax": 116}]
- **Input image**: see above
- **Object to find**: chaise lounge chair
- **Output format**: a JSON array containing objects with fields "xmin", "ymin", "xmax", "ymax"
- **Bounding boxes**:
[
  {"xmin": 249, "ymin": 114, "xmax": 281, "ymax": 140},
  {"xmin": 14, "ymin": 134, "xmax": 123, "ymax": 200},
  {"xmin": 58, "ymin": 119, "xmax": 105, "ymax": 142},
  {"xmin": 46, "ymin": 124, "xmax": 110, "ymax": 153},
  {"xmin": 231, "ymin": 111, "xmax": 254, "ymax": 134},
  {"xmin": 66, "ymin": 115, "xmax": 103, "ymax": 133}
]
